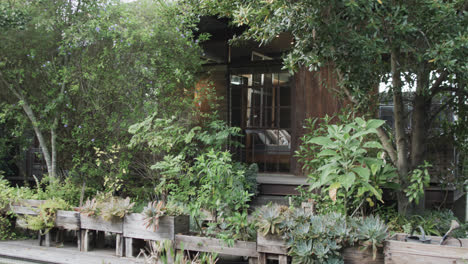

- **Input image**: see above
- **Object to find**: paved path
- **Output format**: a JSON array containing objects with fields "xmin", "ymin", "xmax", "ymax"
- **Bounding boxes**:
[{"xmin": 0, "ymin": 240, "xmax": 144, "ymax": 264}]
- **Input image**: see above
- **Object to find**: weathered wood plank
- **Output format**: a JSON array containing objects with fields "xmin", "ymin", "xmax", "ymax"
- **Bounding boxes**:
[
  {"xmin": 256, "ymin": 233, "xmax": 288, "ymax": 255},
  {"xmin": 116, "ymin": 234, "xmax": 124, "ymax": 257},
  {"xmin": 56, "ymin": 210, "xmax": 80, "ymax": 230},
  {"xmin": 385, "ymin": 233, "xmax": 468, "ymax": 264},
  {"xmin": 123, "ymin": 214, "xmax": 189, "ymax": 241},
  {"xmin": 125, "ymin": 238, "xmax": 134, "ymax": 257},
  {"xmin": 258, "ymin": 253, "xmax": 267, "ymax": 264},
  {"xmin": 175, "ymin": 235, "xmax": 257, "ymax": 258},
  {"xmin": 10, "ymin": 199, "xmax": 46, "ymax": 207},
  {"xmin": 10, "ymin": 205, "xmax": 38, "ymax": 215},
  {"xmin": 342, "ymin": 247, "xmax": 383, "ymax": 264},
  {"xmin": 80, "ymin": 214, "xmax": 123, "ymax": 233},
  {"xmin": 278, "ymin": 255, "xmax": 288, "ymax": 264},
  {"xmin": 0, "ymin": 239, "xmax": 145, "ymax": 264},
  {"xmin": 82, "ymin": 229, "xmax": 89, "ymax": 252}
]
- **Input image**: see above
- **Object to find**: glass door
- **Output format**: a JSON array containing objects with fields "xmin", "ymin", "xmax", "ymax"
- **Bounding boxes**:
[{"xmin": 230, "ymin": 71, "xmax": 292, "ymax": 173}]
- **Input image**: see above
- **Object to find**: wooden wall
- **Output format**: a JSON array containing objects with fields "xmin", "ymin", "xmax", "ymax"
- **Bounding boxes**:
[{"xmin": 291, "ymin": 65, "xmax": 346, "ymax": 175}]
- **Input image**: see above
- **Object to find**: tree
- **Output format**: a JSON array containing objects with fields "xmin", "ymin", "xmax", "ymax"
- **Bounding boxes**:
[
  {"xmin": 0, "ymin": 0, "xmax": 204, "ymax": 185},
  {"xmin": 197, "ymin": 0, "xmax": 468, "ymax": 213}
]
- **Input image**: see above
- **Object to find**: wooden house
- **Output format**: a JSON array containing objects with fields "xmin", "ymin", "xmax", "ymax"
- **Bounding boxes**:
[{"xmin": 196, "ymin": 17, "xmax": 347, "ymax": 196}]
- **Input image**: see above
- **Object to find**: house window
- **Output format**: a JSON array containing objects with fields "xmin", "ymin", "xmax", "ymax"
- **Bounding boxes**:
[{"xmin": 230, "ymin": 71, "xmax": 292, "ymax": 173}]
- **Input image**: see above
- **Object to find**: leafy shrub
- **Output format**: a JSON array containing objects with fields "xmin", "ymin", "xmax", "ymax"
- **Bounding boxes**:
[
  {"xmin": 23, "ymin": 198, "xmax": 70, "ymax": 234},
  {"xmin": 296, "ymin": 114, "xmax": 399, "ymax": 215},
  {"xmin": 191, "ymin": 149, "xmax": 254, "ymax": 220}
]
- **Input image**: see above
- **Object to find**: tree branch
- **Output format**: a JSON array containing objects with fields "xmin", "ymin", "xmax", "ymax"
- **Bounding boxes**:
[
  {"xmin": 429, "ymin": 71, "xmax": 449, "ymax": 97},
  {"xmin": 335, "ymin": 68, "xmax": 398, "ymax": 165}
]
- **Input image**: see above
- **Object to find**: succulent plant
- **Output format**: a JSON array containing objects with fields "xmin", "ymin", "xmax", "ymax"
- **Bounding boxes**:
[
  {"xmin": 99, "ymin": 196, "xmax": 134, "ymax": 221},
  {"xmin": 255, "ymin": 204, "xmax": 286, "ymax": 236},
  {"xmin": 355, "ymin": 215, "xmax": 388, "ymax": 259},
  {"xmin": 143, "ymin": 201, "xmax": 166, "ymax": 231},
  {"xmin": 79, "ymin": 198, "xmax": 98, "ymax": 216}
]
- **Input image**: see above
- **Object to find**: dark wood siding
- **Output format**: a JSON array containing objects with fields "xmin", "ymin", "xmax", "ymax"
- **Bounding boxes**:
[{"xmin": 291, "ymin": 66, "xmax": 345, "ymax": 175}]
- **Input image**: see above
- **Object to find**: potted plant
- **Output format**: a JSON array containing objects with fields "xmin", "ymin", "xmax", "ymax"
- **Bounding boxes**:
[
  {"xmin": 123, "ymin": 201, "xmax": 189, "ymax": 257},
  {"xmin": 385, "ymin": 221, "xmax": 468, "ymax": 264},
  {"xmin": 255, "ymin": 204, "xmax": 288, "ymax": 255},
  {"xmin": 79, "ymin": 194, "xmax": 134, "ymax": 255}
]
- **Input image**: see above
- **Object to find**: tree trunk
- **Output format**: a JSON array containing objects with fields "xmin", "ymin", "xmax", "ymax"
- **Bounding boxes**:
[
  {"xmin": 2, "ymin": 79, "xmax": 54, "ymax": 178},
  {"xmin": 391, "ymin": 49, "xmax": 410, "ymax": 214},
  {"xmin": 50, "ymin": 117, "xmax": 58, "ymax": 179},
  {"xmin": 410, "ymin": 67, "xmax": 430, "ymax": 213},
  {"xmin": 19, "ymin": 96, "xmax": 54, "ymax": 178}
]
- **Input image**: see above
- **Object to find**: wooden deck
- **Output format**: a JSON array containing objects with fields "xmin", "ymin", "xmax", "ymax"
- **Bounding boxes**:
[
  {"xmin": 257, "ymin": 173, "xmax": 309, "ymax": 195},
  {"xmin": 0, "ymin": 240, "xmax": 144, "ymax": 264}
]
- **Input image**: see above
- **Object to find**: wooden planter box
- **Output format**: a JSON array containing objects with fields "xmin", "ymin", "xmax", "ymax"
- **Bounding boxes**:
[
  {"xmin": 80, "ymin": 214, "xmax": 125, "ymax": 256},
  {"xmin": 56, "ymin": 210, "xmax": 80, "ymax": 230},
  {"xmin": 175, "ymin": 234, "xmax": 257, "ymax": 258},
  {"xmin": 385, "ymin": 233, "xmax": 468, "ymax": 264},
  {"xmin": 10, "ymin": 199, "xmax": 46, "ymax": 216},
  {"xmin": 343, "ymin": 247, "xmax": 384, "ymax": 264},
  {"xmin": 123, "ymin": 213, "xmax": 189, "ymax": 241},
  {"xmin": 257, "ymin": 232, "xmax": 288, "ymax": 255},
  {"xmin": 80, "ymin": 214, "xmax": 123, "ymax": 233}
]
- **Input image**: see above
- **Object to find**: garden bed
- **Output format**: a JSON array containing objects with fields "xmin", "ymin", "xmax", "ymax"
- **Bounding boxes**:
[
  {"xmin": 343, "ymin": 247, "xmax": 384, "ymax": 264},
  {"xmin": 56, "ymin": 210, "xmax": 80, "ymax": 230},
  {"xmin": 123, "ymin": 213, "xmax": 189, "ymax": 241},
  {"xmin": 9, "ymin": 199, "xmax": 46, "ymax": 216},
  {"xmin": 174, "ymin": 234, "xmax": 257, "ymax": 258},
  {"xmin": 80, "ymin": 214, "xmax": 123, "ymax": 233},
  {"xmin": 256, "ymin": 233, "xmax": 288, "ymax": 255},
  {"xmin": 385, "ymin": 233, "xmax": 468, "ymax": 264}
]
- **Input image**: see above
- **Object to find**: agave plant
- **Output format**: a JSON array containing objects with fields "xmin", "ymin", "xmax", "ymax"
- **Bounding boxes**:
[
  {"xmin": 100, "ymin": 196, "xmax": 135, "ymax": 221},
  {"xmin": 355, "ymin": 215, "xmax": 388, "ymax": 260},
  {"xmin": 255, "ymin": 204, "xmax": 285, "ymax": 236},
  {"xmin": 143, "ymin": 201, "xmax": 166, "ymax": 231},
  {"xmin": 79, "ymin": 198, "xmax": 98, "ymax": 216}
]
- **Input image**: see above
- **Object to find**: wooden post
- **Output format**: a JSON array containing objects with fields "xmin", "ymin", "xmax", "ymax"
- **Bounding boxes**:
[
  {"xmin": 44, "ymin": 232, "xmax": 51, "ymax": 247},
  {"xmin": 248, "ymin": 257, "xmax": 258, "ymax": 264},
  {"xmin": 116, "ymin": 234, "xmax": 124, "ymax": 257},
  {"xmin": 258, "ymin": 253, "xmax": 267, "ymax": 264},
  {"xmin": 278, "ymin": 255, "xmax": 288, "ymax": 264},
  {"xmin": 77, "ymin": 230, "xmax": 82, "ymax": 251},
  {"xmin": 125, "ymin": 238, "xmax": 133, "ymax": 257},
  {"xmin": 82, "ymin": 229, "xmax": 89, "ymax": 252}
]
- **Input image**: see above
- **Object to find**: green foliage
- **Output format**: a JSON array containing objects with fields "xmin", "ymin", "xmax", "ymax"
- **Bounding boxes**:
[
  {"xmin": 405, "ymin": 162, "xmax": 431, "ymax": 204},
  {"xmin": 191, "ymin": 150, "xmax": 253, "ymax": 220},
  {"xmin": 296, "ymin": 114, "xmax": 399, "ymax": 215},
  {"xmin": 24, "ymin": 198, "xmax": 70, "ymax": 234},
  {"xmin": 217, "ymin": 211, "xmax": 256, "ymax": 245},
  {"xmin": 376, "ymin": 205, "xmax": 468, "ymax": 238},
  {"xmin": 0, "ymin": 214, "xmax": 15, "ymax": 240},
  {"xmin": 29, "ymin": 176, "xmax": 82, "ymax": 207}
]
